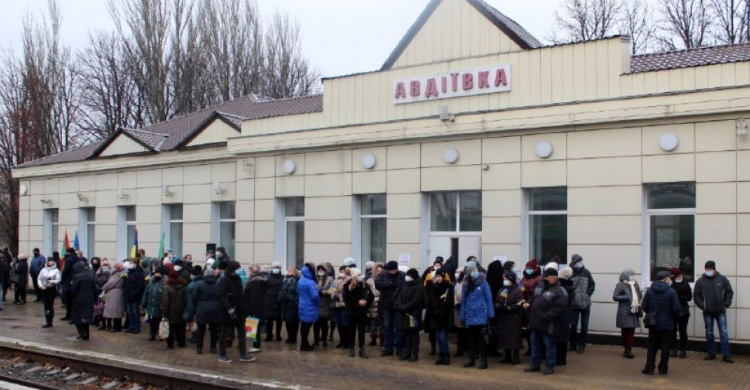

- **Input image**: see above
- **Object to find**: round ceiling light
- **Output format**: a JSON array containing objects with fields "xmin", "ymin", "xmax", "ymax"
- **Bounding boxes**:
[
  {"xmin": 443, "ymin": 148, "xmax": 459, "ymax": 164},
  {"xmin": 536, "ymin": 141, "xmax": 553, "ymax": 159},
  {"xmin": 362, "ymin": 154, "xmax": 377, "ymax": 169},
  {"xmin": 659, "ymin": 133, "xmax": 679, "ymax": 152},
  {"xmin": 283, "ymin": 160, "xmax": 296, "ymax": 174}
]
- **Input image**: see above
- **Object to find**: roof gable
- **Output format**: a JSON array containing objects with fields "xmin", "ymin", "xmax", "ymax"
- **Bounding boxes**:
[
  {"xmin": 381, "ymin": 0, "xmax": 541, "ymax": 71},
  {"xmin": 182, "ymin": 113, "xmax": 242, "ymax": 148},
  {"xmin": 94, "ymin": 130, "xmax": 153, "ymax": 158}
]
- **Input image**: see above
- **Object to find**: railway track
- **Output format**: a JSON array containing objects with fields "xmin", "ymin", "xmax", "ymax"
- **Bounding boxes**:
[{"xmin": 0, "ymin": 344, "xmax": 251, "ymax": 389}]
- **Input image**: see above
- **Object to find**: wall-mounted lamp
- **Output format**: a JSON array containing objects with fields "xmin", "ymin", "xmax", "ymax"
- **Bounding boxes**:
[
  {"xmin": 19, "ymin": 185, "xmax": 28, "ymax": 196},
  {"xmin": 443, "ymin": 147, "xmax": 459, "ymax": 164},
  {"xmin": 118, "ymin": 189, "xmax": 127, "ymax": 200},
  {"xmin": 283, "ymin": 160, "xmax": 296, "ymax": 174},
  {"xmin": 76, "ymin": 193, "xmax": 88, "ymax": 203},
  {"xmin": 659, "ymin": 133, "xmax": 679, "ymax": 152},
  {"xmin": 438, "ymin": 105, "xmax": 455, "ymax": 122},
  {"xmin": 213, "ymin": 182, "xmax": 225, "ymax": 195},
  {"xmin": 163, "ymin": 185, "xmax": 174, "ymax": 197},
  {"xmin": 737, "ymin": 119, "xmax": 748, "ymax": 137},
  {"xmin": 40, "ymin": 199, "xmax": 52, "ymax": 205}
]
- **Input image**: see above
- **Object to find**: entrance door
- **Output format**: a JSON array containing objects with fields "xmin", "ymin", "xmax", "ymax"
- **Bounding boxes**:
[{"xmin": 427, "ymin": 235, "xmax": 481, "ymax": 270}]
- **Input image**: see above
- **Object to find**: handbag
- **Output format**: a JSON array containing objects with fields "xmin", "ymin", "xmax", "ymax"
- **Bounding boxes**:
[
  {"xmin": 643, "ymin": 291, "xmax": 663, "ymax": 329},
  {"xmin": 482, "ymin": 321, "xmax": 498, "ymax": 345}
]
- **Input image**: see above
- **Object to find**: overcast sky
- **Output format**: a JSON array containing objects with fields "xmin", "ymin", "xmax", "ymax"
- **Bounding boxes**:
[{"xmin": 0, "ymin": 0, "xmax": 560, "ymax": 78}]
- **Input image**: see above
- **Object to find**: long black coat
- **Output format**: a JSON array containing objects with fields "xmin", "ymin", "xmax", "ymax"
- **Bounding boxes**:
[
  {"xmin": 123, "ymin": 266, "xmax": 145, "ymax": 304},
  {"xmin": 394, "ymin": 279, "xmax": 426, "ymax": 330},
  {"xmin": 13, "ymin": 259, "xmax": 29, "ymax": 287},
  {"xmin": 0, "ymin": 257, "xmax": 9, "ymax": 284},
  {"xmin": 278, "ymin": 276, "xmax": 299, "ymax": 322},
  {"xmin": 263, "ymin": 272, "xmax": 284, "ymax": 319},
  {"xmin": 495, "ymin": 283, "xmax": 524, "ymax": 350},
  {"xmin": 161, "ymin": 278, "xmax": 188, "ymax": 324},
  {"xmin": 193, "ymin": 275, "xmax": 221, "ymax": 325},
  {"xmin": 242, "ymin": 274, "xmax": 268, "ymax": 318},
  {"xmin": 217, "ymin": 273, "xmax": 244, "ymax": 325},
  {"xmin": 428, "ymin": 281, "xmax": 454, "ymax": 329},
  {"xmin": 343, "ymin": 281, "xmax": 374, "ymax": 319},
  {"xmin": 70, "ymin": 262, "xmax": 96, "ymax": 325},
  {"xmin": 60, "ymin": 253, "xmax": 79, "ymax": 293}
]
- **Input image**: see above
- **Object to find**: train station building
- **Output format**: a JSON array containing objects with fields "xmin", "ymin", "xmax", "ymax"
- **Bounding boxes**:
[{"xmin": 13, "ymin": 0, "xmax": 750, "ymax": 342}]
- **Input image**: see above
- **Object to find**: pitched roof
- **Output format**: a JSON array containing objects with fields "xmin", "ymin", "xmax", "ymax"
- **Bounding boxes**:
[
  {"xmin": 17, "ymin": 94, "xmax": 323, "ymax": 168},
  {"xmin": 630, "ymin": 43, "xmax": 750, "ymax": 74},
  {"xmin": 380, "ymin": 0, "xmax": 542, "ymax": 71}
]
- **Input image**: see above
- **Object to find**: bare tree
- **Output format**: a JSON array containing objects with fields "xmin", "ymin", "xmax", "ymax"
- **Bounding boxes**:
[
  {"xmin": 621, "ymin": 0, "xmax": 659, "ymax": 53},
  {"xmin": 710, "ymin": 0, "xmax": 749, "ymax": 43},
  {"xmin": 659, "ymin": 0, "xmax": 715, "ymax": 49},
  {"xmin": 263, "ymin": 12, "xmax": 319, "ymax": 99},
  {"xmin": 553, "ymin": 0, "xmax": 623, "ymax": 42}
]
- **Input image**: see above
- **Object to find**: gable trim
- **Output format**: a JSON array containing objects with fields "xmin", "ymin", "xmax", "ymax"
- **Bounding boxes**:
[
  {"xmin": 175, "ymin": 112, "xmax": 241, "ymax": 150},
  {"xmin": 466, "ymin": 0, "xmax": 538, "ymax": 50},
  {"xmin": 90, "ymin": 129, "xmax": 155, "ymax": 158}
]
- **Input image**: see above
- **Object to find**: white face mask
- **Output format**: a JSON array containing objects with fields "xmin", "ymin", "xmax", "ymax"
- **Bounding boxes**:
[
  {"xmin": 338, "ymin": 272, "xmax": 345, "ymax": 278},
  {"xmin": 357, "ymin": 275, "xmax": 365, "ymax": 282},
  {"xmin": 404, "ymin": 276, "xmax": 413, "ymax": 282},
  {"xmin": 503, "ymin": 280, "xmax": 512, "ymax": 287},
  {"xmin": 174, "ymin": 266, "xmax": 182, "ymax": 272}
]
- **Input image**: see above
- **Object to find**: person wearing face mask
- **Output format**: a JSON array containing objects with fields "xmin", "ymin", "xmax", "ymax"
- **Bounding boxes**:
[
  {"xmin": 429, "ymin": 268, "xmax": 454, "ymax": 365},
  {"xmin": 37, "ymin": 257, "xmax": 61, "ymax": 328},
  {"xmin": 568, "ymin": 254, "xmax": 595, "ymax": 353},
  {"xmin": 332, "ymin": 266, "xmax": 352, "ymax": 349},
  {"xmin": 343, "ymin": 268, "xmax": 374, "ymax": 359},
  {"xmin": 70, "ymin": 261, "xmax": 97, "ymax": 340},
  {"xmin": 278, "ymin": 267, "xmax": 300, "ymax": 345},
  {"xmin": 520, "ymin": 259, "xmax": 542, "ymax": 356},
  {"xmin": 313, "ymin": 264, "xmax": 334, "ymax": 347},
  {"xmin": 297, "ymin": 263, "xmax": 320, "ymax": 352},
  {"xmin": 375, "ymin": 260, "xmax": 406, "ymax": 357},
  {"xmin": 694, "ymin": 260, "xmax": 734, "ymax": 364},
  {"xmin": 184, "ymin": 266, "xmax": 204, "ymax": 344},
  {"xmin": 95, "ymin": 259, "xmax": 112, "ymax": 330},
  {"xmin": 366, "ymin": 263, "xmax": 383, "ymax": 347},
  {"xmin": 496, "ymin": 270, "xmax": 524, "ymax": 365},
  {"xmin": 460, "ymin": 264, "xmax": 495, "ymax": 369},
  {"xmin": 523, "ymin": 268, "xmax": 568, "ymax": 376},
  {"xmin": 123, "ymin": 258, "xmax": 146, "ymax": 334},
  {"xmin": 264, "ymin": 262, "xmax": 284, "ymax": 342},
  {"xmin": 423, "ymin": 258, "xmax": 448, "ymax": 356},
  {"xmin": 141, "ymin": 267, "xmax": 166, "ymax": 341},
  {"xmin": 102, "ymin": 262, "xmax": 126, "ymax": 332},
  {"xmin": 395, "ymin": 268, "xmax": 426, "ymax": 362},
  {"xmin": 641, "ymin": 271, "xmax": 681, "ymax": 375},
  {"xmin": 242, "ymin": 264, "xmax": 268, "ymax": 352},
  {"xmin": 669, "ymin": 267, "xmax": 692, "ymax": 359},
  {"xmin": 613, "ymin": 269, "xmax": 642, "ymax": 359},
  {"xmin": 193, "ymin": 266, "xmax": 221, "ymax": 355}
]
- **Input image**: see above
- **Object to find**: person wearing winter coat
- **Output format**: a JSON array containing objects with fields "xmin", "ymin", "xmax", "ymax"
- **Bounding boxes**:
[
  {"xmin": 343, "ymin": 268, "xmax": 374, "ymax": 359},
  {"xmin": 30, "ymin": 248, "xmax": 46, "ymax": 302},
  {"xmin": 641, "ymin": 271, "xmax": 680, "ymax": 375},
  {"xmin": 313, "ymin": 264, "xmax": 334, "ymax": 347},
  {"xmin": 366, "ymin": 262, "xmax": 383, "ymax": 348},
  {"xmin": 523, "ymin": 268, "xmax": 568, "ymax": 376},
  {"xmin": 0, "ymin": 254, "xmax": 9, "ymax": 309},
  {"xmin": 612, "ymin": 268, "xmax": 642, "ymax": 359},
  {"xmin": 460, "ymin": 263, "xmax": 495, "ymax": 369},
  {"xmin": 102, "ymin": 262, "xmax": 126, "ymax": 332},
  {"xmin": 332, "ymin": 266, "xmax": 351, "ymax": 349},
  {"xmin": 94, "ymin": 259, "xmax": 111, "ymax": 330},
  {"xmin": 297, "ymin": 263, "xmax": 320, "ymax": 352},
  {"xmin": 693, "ymin": 260, "xmax": 734, "ymax": 363},
  {"xmin": 217, "ymin": 261, "xmax": 255, "ymax": 363},
  {"xmin": 70, "ymin": 262, "xmax": 97, "ymax": 340},
  {"xmin": 520, "ymin": 259, "xmax": 542, "ymax": 356},
  {"xmin": 184, "ymin": 266, "xmax": 203, "ymax": 343},
  {"xmin": 443, "ymin": 256, "xmax": 458, "ymax": 285},
  {"xmin": 141, "ymin": 267, "xmax": 165, "ymax": 341},
  {"xmin": 264, "ymin": 262, "xmax": 284, "ymax": 342},
  {"xmin": 37, "ymin": 257, "xmax": 61, "ymax": 328},
  {"xmin": 428, "ymin": 268, "xmax": 454, "ymax": 365},
  {"xmin": 375, "ymin": 260, "xmax": 406, "ymax": 357},
  {"xmin": 161, "ymin": 270, "xmax": 188, "ymax": 349},
  {"xmin": 423, "ymin": 258, "xmax": 451, "ymax": 356},
  {"xmin": 670, "ymin": 267, "xmax": 692, "ymax": 359},
  {"xmin": 556, "ymin": 267, "xmax": 575, "ymax": 366},
  {"xmin": 12, "ymin": 254, "xmax": 29, "ymax": 305},
  {"xmin": 496, "ymin": 270, "xmax": 524, "ymax": 365},
  {"xmin": 568, "ymin": 254, "xmax": 595, "ymax": 353},
  {"xmin": 193, "ymin": 268, "xmax": 221, "ymax": 355},
  {"xmin": 395, "ymin": 268, "xmax": 426, "ymax": 362},
  {"xmin": 452, "ymin": 268, "xmax": 469, "ymax": 358},
  {"xmin": 123, "ymin": 258, "xmax": 146, "ymax": 334},
  {"xmin": 60, "ymin": 248, "xmax": 80, "ymax": 320},
  {"xmin": 278, "ymin": 267, "xmax": 300, "ymax": 344},
  {"xmin": 243, "ymin": 264, "xmax": 268, "ymax": 351}
]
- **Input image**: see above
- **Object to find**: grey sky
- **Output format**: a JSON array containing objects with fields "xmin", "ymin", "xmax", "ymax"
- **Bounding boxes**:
[{"xmin": 0, "ymin": 0, "xmax": 559, "ymax": 78}]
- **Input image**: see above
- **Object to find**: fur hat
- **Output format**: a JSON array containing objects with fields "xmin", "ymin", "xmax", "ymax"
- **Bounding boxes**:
[
  {"xmin": 544, "ymin": 262, "xmax": 559, "ymax": 271},
  {"xmin": 342, "ymin": 257, "xmax": 357, "ymax": 268},
  {"xmin": 365, "ymin": 261, "xmax": 375, "ymax": 270},
  {"xmin": 558, "ymin": 267, "xmax": 573, "ymax": 280}
]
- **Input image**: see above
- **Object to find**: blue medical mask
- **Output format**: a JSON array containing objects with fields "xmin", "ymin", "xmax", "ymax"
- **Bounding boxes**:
[
  {"xmin": 525, "ymin": 269, "xmax": 533, "ymax": 275},
  {"xmin": 573, "ymin": 263, "xmax": 584, "ymax": 269},
  {"xmin": 272, "ymin": 268, "xmax": 281, "ymax": 274},
  {"xmin": 471, "ymin": 271, "xmax": 480, "ymax": 279},
  {"xmin": 627, "ymin": 275, "xmax": 635, "ymax": 282},
  {"xmin": 705, "ymin": 271, "xmax": 715, "ymax": 277},
  {"xmin": 503, "ymin": 280, "xmax": 512, "ymax": 287}
]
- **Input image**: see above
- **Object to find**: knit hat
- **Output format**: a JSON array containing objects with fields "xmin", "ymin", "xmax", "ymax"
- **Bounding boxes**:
[
  {"xmin": 406, "ymin": 268, "xmax": 419, "ymax": 279},
  {"xmin": 365, "ymin": 261, "xmax": 375, "ymax": 270},
  {"xmin": 503, "ymin": 270, "xmax": 517, "ymax": 282},
  {"xmin": 465, "ymin": 264, "xmax": 477, "ymax": 276},
  {"xmin": 545, "ymin": 262, "xmax": 559, "ymax": 271},
  {"xmin": 670, "ymin": 267, "xmax": 683, "ymax": 277},
  {"xmin": 33, "ymin": 248, "xmax": 40, "ymax": 254},
  {"xmin": 385, "ymin": 261, "xmax": 399, "ymax": 271},
  {"xmin": 543, "ymin": 268, "xmax": 558, "ymax": 277},
  {"xmin": 705, "ymin": 260, "xmax": 716, "ymax": 270},
  {"xmin": 570, "ymin": 254, "xmax": 583, "ymax": 265},
  {"xmin": 168, "ymin": 270, "xmax": 179, "ymax": 279},
  {"xmin": 272, "ymin": 261, "xmax": 281, "ymax": 268},
  {"xmin": 558, "ymin": 267, "xmax": 573, "ymax": 280},
  {"xmin": 191, "ymin": 265, "xmax": 203, "ymax": 276},
  {"xmin": 525, "ymin": 259, "xmax": 538, "ymax": 269},
  {"xmin": 342, "ymin": 257, "xmax": 357, "ymax": 268},
  {"xmin": 656, "ymin": 270, "xmax": 671, "ymax": 280},
  {"xmin": 349, "ymin": 268, "xmax": 362, "ymax": 279}
]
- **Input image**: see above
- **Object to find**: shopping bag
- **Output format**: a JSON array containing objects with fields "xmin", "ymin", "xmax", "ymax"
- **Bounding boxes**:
[{"xmin": 245, "ymin": 316, "xmax": 260, "ymax": 340}]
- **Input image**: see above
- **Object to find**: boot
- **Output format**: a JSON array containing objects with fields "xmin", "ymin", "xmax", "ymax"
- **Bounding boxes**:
[
  {"xmin": 479, "ymin": 349, "xmax": 488, "ymax": 369},
  {"xmin": 98, "ymin": 320, "xmax": 107, "ymax": 330},
  {"xmin": 624, "ymin": 348, "xmax": 634, "ymax": 359},
  {"xmin": 511, "ymin": 350, "xmax": 520, "ymax": 365},
  {"xmin": 349, "ymin": 348, "xmax": 355, "ymax": 358},
  {"xmin": 670, "ymin": 349, "xmax": 677, "ymax": 358},
  {"xmin": 443, "ymin": 353, "xmax": 451, "ymax": 365},
  {"xmin": 369, "ymin": 334, "xmax": 377, "ymax": 346},
  {"xmin": 500, "ymin": 349, "xmax": 512, "ymax": 364},
  {"xmin": 429, "ymin": 341, "xmax": 436, "ymax": 356},
  {"xmin": 359, "ymin": 347, "xmax": 369, "ymax": 359},
  {"xmin": 463, "ymin": 356, "xmax": 475, "ymax": 368},
  {"xmin": 329, "ymin": 323, "xmax": 336, "ymax": 342},
  {"xmin": 408, "ymin": 352, "xmax": 418, "ymax": 362},
  {"xmin": 435, "ymin": 354, "xmax": 445, "ymax": 365}
]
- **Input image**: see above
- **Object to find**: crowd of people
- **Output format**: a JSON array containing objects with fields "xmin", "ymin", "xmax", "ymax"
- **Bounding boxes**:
[{"xmin": 0, "ymin": 247, "xmax": 737, "ymax": 376}]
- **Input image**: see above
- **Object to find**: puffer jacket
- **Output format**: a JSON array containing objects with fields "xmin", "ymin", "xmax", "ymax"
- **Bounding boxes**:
[
  {"xmin": 394, "ymin": 278, "xmax": 427, "ymax": 330},
  {"xmin": 217, "ymin": 272, "xmax": 244, "ymax": 325},
  {"xmin": 193, "ymin": 274, "xmax": 221, "ymax": 325},
  {"xmin": 141, "ymin": 277, "xmax": 164, "ymax": 318},
  {"xmin": 278, "ymin": 275, "xmax": 299, "ymax": 322},
  {"xmin": 375, "ymin": 270, "xmax": 405, "ymax": 310},
  {"xmin": 37, "ymin": 265, "xmax": 61, "ymax": 289},
  {"xmin": 612, "ymin": 270, "xmax": 642, "ymax": 329},
  {"xmin": 671, "ymin": 279, "xmax": 692, "ymax": 317},
  {"xmin": 528, "ymin": 281, "xmax": 568, "ymax": 337},
  {"xmin": 642, "ymin": 281, "xmax": 680, "ymax": 331},
  {"xmin": 460, "ymin": 274, "xmax": 495, "ymax": 326},
  {"xmin": 570, "ymin": 266, "xmax": 595, "ymax": 310},
  {"xmin": 694, "ymin": 272, "xmax": 733, "ymax": 314},
  {"xmin": 297, "ymin": 267, "xmax": 319, "ymax": 323},
  {"xmin": 161, "ymin": 277, "xmax": 188, "ymax": 324},
  {"xmin": 317, "ymin": 275, "xmax": 335, "ymax": 319},
  {"xmin": 13, "ymin": 259, "xmax": 28, "ymax": 287},
  {"xmin": 365, "ymin": 277, "xmax": 380, "ymax": 319},
  {"xmin": 95, "ymin": 269, "xmax": 110, "ymax": 290},
  {"xmin": 123, "ymin": 266, "xmax": 145, "ymax": 304},
  {"xmin": 263, "ymin": 272, "xmax": 284, "ymax": 319},
  {"xmin": 70, "ymin": 262, "xmax": 97, "ymax": 325}
]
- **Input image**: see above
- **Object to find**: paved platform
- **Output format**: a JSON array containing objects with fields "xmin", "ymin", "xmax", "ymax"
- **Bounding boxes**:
[{"xmin": 1, "ymin": 302, "xmax": 748, "ymax": 389}]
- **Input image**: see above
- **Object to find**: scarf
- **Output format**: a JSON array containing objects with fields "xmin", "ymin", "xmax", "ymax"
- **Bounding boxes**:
[{"xmin": 628, "ymin": 281, "xmax": 640, "ymax": 313}]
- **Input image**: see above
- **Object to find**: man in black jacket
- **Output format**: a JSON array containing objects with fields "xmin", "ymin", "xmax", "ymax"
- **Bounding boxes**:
[
  {"xmin": 0, "ymin": 254, "xmax": 8, "ymax": 309},
  {"xmin": 641, "ymin": 271, "xmax": 680, "ymax": 375},
  {"xmin": 693, "ymin": 260, "xmax": 734, "ymax": 364},
  {"xmin": 375, "ymin": 260, "xmax": 405, "ymax": 357},
  {"xmin": 217, "ymin": 261, "xmax": 255, "ymax": 363},
  {"xmin": 60, "ymin": 248, "xmax": 79, "ymax": 321},
  {"xmin": 524, "ymin": 268, "xmax": 568, "ymax": 376}
]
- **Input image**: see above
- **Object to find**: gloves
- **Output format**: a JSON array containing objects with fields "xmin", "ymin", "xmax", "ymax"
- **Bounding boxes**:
[{"xmin": 228, "ymin": 307, "xmax": 237, "ymax": 320}]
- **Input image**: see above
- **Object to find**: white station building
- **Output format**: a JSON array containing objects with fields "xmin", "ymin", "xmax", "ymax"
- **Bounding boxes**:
[{"xmin": 13, "ymin": 0, "xmax": 750, "ymax": 342}]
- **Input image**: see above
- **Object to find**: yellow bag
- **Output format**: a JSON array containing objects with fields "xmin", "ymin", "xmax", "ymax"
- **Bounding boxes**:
[{"xmin": 245, "ymin": 317, "xmax": 259, "ymax": 340}]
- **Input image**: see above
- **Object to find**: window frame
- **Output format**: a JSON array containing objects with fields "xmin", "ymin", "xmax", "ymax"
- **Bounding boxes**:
[
  {"xmin": 357, "ymin": 194, "xmax": 387, "ymax": 266},
  {"xmin": 211, "ymin": 202, "xmax": 236, "ymax": 260},
  {"xmin": 429, "ymin": 191, "xmax": 482, "ymax": 233},
  {"xmin": 283, "ymin": 197, "xmax": 305, "ymax": 268},
  {"xmin": 523, "ymin": 187, "xmax": 568, "ymax": 266},
  {"xmin": 43, "ymin": 209, "xmax": 59, "ymax": 256},
  {"xmin": 168, "ymin": 204, "xmax": 183, "ymax": 257}
]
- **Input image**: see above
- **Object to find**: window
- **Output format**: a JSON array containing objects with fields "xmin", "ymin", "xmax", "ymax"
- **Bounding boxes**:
[
  {"xmin": 284, "ymin": 198, "xmax": 305, "ymax": 268},
  {"xmin": 43, "ymin": 209, "xmax": 59, "ymax": 256},
  {"xmin": 430, "ymin": 191, "xmax": 482, "ymax": 232},
  {"xmin": 169, "ymin": 204, "xmax": 183, "ymax": 257},
  {"xmin": 81, "ymin": 208, "xmax": 95, "ymax": 258},
  {"xmin": 647, "ymin": 183, "xmax": 695, "ymax": 282},
  {"xmin": 218, "ymin": 202, "xmax": 235, "ymax": 260},
  {"xmin": 361, "ymin": 194, "xmax": 387, "ymax": 263},
  {"xmin": 527, "ymin": 187, "xmax": 567, "ymax": 266},
  {"xmin": 117, "ymin": 206, "xmax": 136, "ymax": 260}
]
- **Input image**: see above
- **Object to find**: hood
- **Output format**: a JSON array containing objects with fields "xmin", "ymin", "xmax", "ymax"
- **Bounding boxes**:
[
  {"xmin": 619, "ymin": 269, "xmax": 635, "ymax": 282},
  {"xmin": 73, "ymin": 262, "xmax": 87, "ymax": 274},
  {"xmin": 649, "ymin": 280, "xmax": 671, "ymax": 294},
  {"xmin": 203, "ymin": 274, "xmax": 217, "ymax": 284},
  {"xmin": 250, "ymin": 273, "xmax": 267, "ymax": 282},
  {"xmin": 301, "ymin": 266, "xmax": 314, "ymax": 280}
]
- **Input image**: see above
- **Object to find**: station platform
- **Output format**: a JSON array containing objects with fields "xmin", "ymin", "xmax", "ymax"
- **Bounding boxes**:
[{"xmin": 1, "ymin": 301, "xmax": 748, "ymax": 389}]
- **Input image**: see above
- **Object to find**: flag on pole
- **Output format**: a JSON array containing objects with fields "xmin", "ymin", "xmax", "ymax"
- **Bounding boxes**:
[
  {"xmin": 60, "ymin": 230, "xmax": 70, "ymax": 270},
  {"xmin": 157, "ymin": 231, "xmax": 165, "ymax": 259},
  {"xmin": 130, "ymin": 229, "xmax": 139, "ymax": 259},
  {"xmin": 73, "ymin": 231, "xmax": 80, "ymax": 251}
]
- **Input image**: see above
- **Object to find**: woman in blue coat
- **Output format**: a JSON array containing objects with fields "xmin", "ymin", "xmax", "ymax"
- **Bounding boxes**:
[
  {"xmin": 297, "ymin": 263, "xmax": 320, "ymax": 351},
  {"xmin": 460, "ymin": 263, "xmax": 495, "ymax": 370}
]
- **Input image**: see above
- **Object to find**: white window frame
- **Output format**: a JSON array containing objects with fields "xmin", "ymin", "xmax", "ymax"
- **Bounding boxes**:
[
  {"xmin": 522, "ymin": 187, "xmax": 568, "ymax": 265},
  {"xmin": 642, "ymin": 185, "xmax": 696, "ymax": 286},
  {"xmin": 43, "ymin": 209, "xmax": 59, "ymax": 256},
  {"xmin": 285, "ymin": 198, "xmax": 304, "ymax": 269},
  {"xmin": 353, "ymin": 194, "xmax": 387, "ymax": 268},
  {"xmin": 78, "ymin": 207, "xmax": 95, "ymax": 258},
  {"xmin": 429, "ymin": 191, "xmax": 482, "ymax": 233},
  {"xmin": 117, "ymin": 206, "xmax": 136, "ymax": 260},
  {"xmin": 162, "ymin": 204, "xmax": 183, "ymax": 257},
  {"xmin": 211, "ymin": 202, "xmax": 236, "ymax": 259}
]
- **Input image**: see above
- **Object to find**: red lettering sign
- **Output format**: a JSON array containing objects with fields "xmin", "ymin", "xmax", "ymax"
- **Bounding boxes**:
[
  {"xmin": 395, "ymin": 82, "xmax": 406, "ymax": 99},
  {"xmin": 392, "ymin": 64, "xmax": 511, "ymax": 104},
  {"xmin": 478, "ymin": 71, "xmax": 490, "ymax": 89},
  {"xmin": 451, "ymin": 73, "xmax": 459, "ymax": 92},
  {"xmin": 494, "ymin": 68, "xmax": 507, "ymax": 87},
  {"xmin": 441, "ymin": 76, "xmax": 447, "ymax": 93},
  {"xmin": 425, "ymin": 78, "xmax": 439, "ymax": 98},
  {"xmin": 410, "ymin": 81, "xmax": 421, "ymax": 97},
  {"xmin": 462, "ymin": 73, "xmax": 473, "ymax": 90}
]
